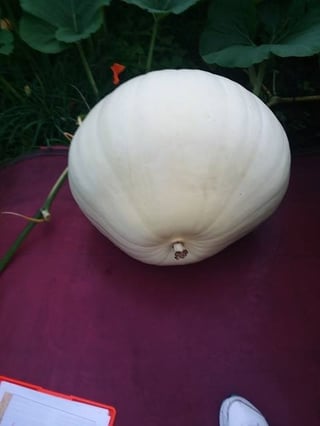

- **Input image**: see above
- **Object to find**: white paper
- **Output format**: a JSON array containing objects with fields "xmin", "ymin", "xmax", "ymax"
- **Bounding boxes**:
[{"xmin": 0, "ymin": 381, "xmax": 111, "ymax": 426}]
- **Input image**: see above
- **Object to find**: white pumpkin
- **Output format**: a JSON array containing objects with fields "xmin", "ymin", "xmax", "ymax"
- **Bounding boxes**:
[{"xmin": 68, "ymin": 69, "xmax": 290, "ymax": 265}]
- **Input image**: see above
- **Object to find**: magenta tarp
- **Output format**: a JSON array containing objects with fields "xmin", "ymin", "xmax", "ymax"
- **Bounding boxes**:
[{"xmin": 0, "ymin": 152, "xmax": 320, "ymax": 426}]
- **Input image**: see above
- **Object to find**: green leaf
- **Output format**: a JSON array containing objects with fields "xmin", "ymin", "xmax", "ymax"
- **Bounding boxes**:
[
  {"xmin": 19, "ymin": 0, "xmax": 111, "ymax": 52},
  {"xmin": 200, "ymin": 0, "xmax": 259, "ymax": 67},
  {"xmin": 55, "ymin": 10, "xmax": 104, "ymax": 43},
  {"xmin": 19, "ymin": 14, "xmax": 68, "ymax": 53},
  {"xmin": 271, "ymin": 0, "xmax": 320, "ymax": 55},
  {"xmin": 202, "ymin": 45, "xmax": 270, "ymax": 68},
  {"xmin": 0, "ymin": 30, "xmax": 14, "ymax": 55},
  {"xmin": 200, "ymin": 0, "xmax": 320, "ymax": 68},
  {"xmin": 257, "ymin": 0, "xmax": 302, "ymax": 39},
  {"xmin": 121, "ymin": 0, "xmax": 200, "ymax": 14}
]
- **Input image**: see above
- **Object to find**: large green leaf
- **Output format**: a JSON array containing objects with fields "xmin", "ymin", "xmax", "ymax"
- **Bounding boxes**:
[
  {"xmin": 121, "ymin": 0, "xmax": 200, "ymax": 14},
  {"xmin": 19, "ymin": 0, "xmax": 111, "ymax": 53},
  {"xmin": 200, "ymin": 0, "xmax": 320, "ymax": 68},
  {"xmin": 200, "ymin": 0, "xmax": 261, "ymax": 67},
  {"xmin": 20, "ymin": 15, "xmax": 67, "ymax": 53},
  {"xmin": 0, "ymin": 30, "xmax": 14, "ymax": 55}
]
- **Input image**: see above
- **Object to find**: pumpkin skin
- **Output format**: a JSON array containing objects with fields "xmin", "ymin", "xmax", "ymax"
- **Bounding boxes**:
[{"xmin": 68, "ymin": 69, "xmax": 290, "ymax": 265}]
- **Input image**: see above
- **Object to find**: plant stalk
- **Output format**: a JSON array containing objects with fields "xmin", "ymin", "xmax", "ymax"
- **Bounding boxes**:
[
  {"xmin": 268, "ymin": 94, "xmax": 320, "ymax": 107},
  {"xmin": 76, "ymin": 42, "xmax": 99, "ymax": 99},
  {"xmin": 146, "ymin": 14, "xmax": 161, "ymax": 73},
  {"xmin": 249, "ymin": 62, "xmax": 266, "ymax": 97},
  {"xmin": 0, "ymin": 167, "xmax": 69, "ymax": 273},
  {"xmin": 247, "ymin": 65, "xmax": 257, "ymax": 92}
]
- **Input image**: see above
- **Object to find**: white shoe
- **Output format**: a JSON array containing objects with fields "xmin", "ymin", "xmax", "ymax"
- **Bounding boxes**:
[{"xmin": 219, "ymin": 395, "xmax": 269, "ymax": 426}]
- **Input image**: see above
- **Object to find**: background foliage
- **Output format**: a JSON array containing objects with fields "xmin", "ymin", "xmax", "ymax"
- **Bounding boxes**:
[{"xmin": 1, "ymin": 0, "xmax": 320, "ymax": 164}]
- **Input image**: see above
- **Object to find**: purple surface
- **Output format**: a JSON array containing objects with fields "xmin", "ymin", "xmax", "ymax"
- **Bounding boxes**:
[{"xmin": 0, "ymin": 153, "xmax": 320, "ymax": 426}]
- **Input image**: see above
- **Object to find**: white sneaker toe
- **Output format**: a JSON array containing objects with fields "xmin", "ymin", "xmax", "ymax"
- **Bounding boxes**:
[{"xmin": 219, "ymin": 396, "xmax": 269, "ymax": 426}]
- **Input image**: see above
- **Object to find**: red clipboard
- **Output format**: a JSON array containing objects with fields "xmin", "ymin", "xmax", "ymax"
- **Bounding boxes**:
[{"xmin": 0, "ymin": 375, "xmax": 116, "ymax": 425}]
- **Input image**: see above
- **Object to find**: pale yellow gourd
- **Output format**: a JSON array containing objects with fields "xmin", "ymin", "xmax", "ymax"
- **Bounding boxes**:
[{"xmin": 68, "ymin": 69, "xmax": 290, "ymax": 265}]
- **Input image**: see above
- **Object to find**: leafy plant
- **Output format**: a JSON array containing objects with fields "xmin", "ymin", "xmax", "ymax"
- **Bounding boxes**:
[
  {"xmin": 19, "ymin": 0, "xmax": 112, "ymax": 98},
  {"xmin": 19, "ymin": 0, "xmax": 111, "ymax": 51},
  {"xmin": 0, "ymin": 47, "xmax": 91, "ymax": 164},
  {"xmin": 200, "ymin": 0, "xmax": 320, "ymax": 96}
]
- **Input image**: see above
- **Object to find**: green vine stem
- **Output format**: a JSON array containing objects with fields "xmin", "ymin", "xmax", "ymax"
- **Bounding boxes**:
[
  {"xmin": 146, "ymin": 14, "xmax": 159, "ymax": 72},
  {"xmin": 0, "ymin": 166, "xmax": 69, "ymax": 273},
  {"xmin": 76, "ymin": 42, "xmax": 99, "ymax": 99},
  {"xmin": 248, "ymin": 62, "xmax": 267, "ymax": 97},
  {"xmin": 145, "ymin": 13, "xmax": 168, "ymax": 73},
  {"xmin": 246, "ymin": 63, "xmax": 320, "ymax": 107},
  {"xmin": 267, "ymin": 94, "xmax": 320, "ymax": 107}
]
